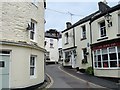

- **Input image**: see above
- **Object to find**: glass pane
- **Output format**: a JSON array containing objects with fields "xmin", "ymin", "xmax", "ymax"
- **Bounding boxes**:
[
  {"xmin": 94, "ymin": 56, "xmax": 97, "ymax": 62},
  {"xmin": 102, "ymin": 48, "xmax": 107, "ymax": 54},
  {"xmin": 118, "ymin": 60, "xmax": 120, "ymax": 67},
  {"xmin": 98, "ymin": 55, "xmax": 101, "ymax": 61},
  {"xmin": 118, "ymin": 47, "xmax": 120, "ymax": 52},
  {"xmin": 94, "ymin": 62, "xmax": 97, "ymax": 68},
  {"xmin": 110, "ymin": 61, "xmax": 117, "ymax": 67},
  {"xmin": 98, "ymin": 62, "xmax": 101, "ymax": 67},
  {"xmin": 103, "ymin": 62, "xmax": 108, "ymax": 68},
  {"xmin": 30, "ymin": 67, "xmax": 34, "ymax": 75},
  {"xmin": 97, "ymin": 50, "xmax": 100, "ymax": 54},
  {"xmin": 102, "ymin": 54, "xmax": 108, "ymax": 61},
  {"xmin": 0, "ymin": 61, "xmax": 5, "ymax": 67},
  {"xmin": 118, "ymin": 53, "xmax": 120, "ymax": 59},
  {"xmin": 109, "ymin": 47, "xmax": 115, "ymax": 53},
  {"xmin": 109, "ymin": 53, "xmax": 117, "ymax": 60}
]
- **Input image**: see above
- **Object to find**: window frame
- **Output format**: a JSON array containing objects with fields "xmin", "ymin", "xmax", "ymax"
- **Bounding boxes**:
[
  {"xmin": 93, "ymin": 46, "xmax": 119, "ymax": 69},
  {"xmin": 30, "ymin": 55, "xmax": 37, "ymax": 78},
  {"xmin": 64, "ymin": 32, "xmax": 69, "ymax": 45},
  {"xmin": 99, "ymin": 21, "xmax": 106, "ymax": 37},
  {"xmin": 81, "ymin": 25, "xmax": 86, "ymax": 40},
  {"xmin": 30, "ymin": 20, "xmax": 37, "ymax": 42}
]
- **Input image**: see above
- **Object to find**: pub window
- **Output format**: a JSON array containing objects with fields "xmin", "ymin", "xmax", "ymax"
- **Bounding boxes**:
[
  {"xmin": 94, "ymin": 46, "xmax": 119, "ymax": 69},
  {"xmin": 109, "ymin": 47, "xmax": 117, "ymax": 67}
]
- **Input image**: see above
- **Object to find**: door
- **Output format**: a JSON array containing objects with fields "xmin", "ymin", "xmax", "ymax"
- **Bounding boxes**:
[{"xmin": 0, "ymin": 54, "xmax": 10, "ymax": 90}]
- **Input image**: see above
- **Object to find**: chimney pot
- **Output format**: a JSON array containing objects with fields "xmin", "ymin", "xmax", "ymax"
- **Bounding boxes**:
[{"xmin": 66, "ymin": 22, "xmax": 72, "ymax": 29}]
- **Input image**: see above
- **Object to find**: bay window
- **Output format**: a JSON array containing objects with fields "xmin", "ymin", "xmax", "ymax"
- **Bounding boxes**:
[{"xmin": 93, "ymin": 46, "xmax": 120, "ymax": 69}]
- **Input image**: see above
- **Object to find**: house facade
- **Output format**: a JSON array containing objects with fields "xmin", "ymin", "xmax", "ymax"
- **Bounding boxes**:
[
  {"xmin": 0, "ymin": 1, "xmax": 46, "ymax": 89},
  {"xmin": 45, "ymin": 29, "xmax": 60, "ymax": 64},
  {"xmin": 62, "ymin": 22, "xmax": 77, "ymax": 68},
  {"xmin": 62, "ymin": 1, "xmax": 120, "ymax": 78},
  {"xmin": 91, "ymin": 2, "xmax": 120, "ymax": 78}
]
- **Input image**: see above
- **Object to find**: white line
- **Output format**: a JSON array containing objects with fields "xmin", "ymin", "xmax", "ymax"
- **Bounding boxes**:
[
  {"xmin": 58, "ymin": 66, "xmax": 107, "ymax": 88},
  {"xmin": 45, "ymin": 73, "xmax": 54, "ymax": 88}
]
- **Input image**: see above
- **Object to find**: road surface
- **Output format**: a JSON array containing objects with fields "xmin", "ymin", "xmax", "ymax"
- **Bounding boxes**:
[{"xmin": 46, "ymin": 64, "xmax": 107, "ymax": 89}]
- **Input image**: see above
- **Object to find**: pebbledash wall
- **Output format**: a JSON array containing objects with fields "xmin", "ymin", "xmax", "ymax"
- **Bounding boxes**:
[{"xmin": 0, "ymin": 1, "xmax": 46, "ymax": 89}]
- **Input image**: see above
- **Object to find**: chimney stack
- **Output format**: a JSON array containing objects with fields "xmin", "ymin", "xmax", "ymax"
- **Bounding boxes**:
[{"xmin": 66, "ymin": 22, "xmax": 72, "ymax": 29}]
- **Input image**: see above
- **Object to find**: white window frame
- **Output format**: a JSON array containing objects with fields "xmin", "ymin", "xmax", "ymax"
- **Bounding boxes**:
[
  {"xmin": 30, "ymin": 20, "xmax": 37, "ymax": 42},
  {"xmin": 30, "ymin": 55, "xmax": 37, "ymax": 78},
  {"xmin": 93, "ymin": 46, "xmax": 119, "ymax": 69},
  {"xmin": 81, "ymin": 25, "xmax": 86, "ymax": 39},
  {"xmin": 64, "ymin": 32, "xmax": 68, "ymax": 44},
  {"xmin": 118, "ymin": 15, "xmax": 120, "ymax": 34},
  {"xmin": 99, "ymin": 21, "xmax": 106, "ymax": 37}
]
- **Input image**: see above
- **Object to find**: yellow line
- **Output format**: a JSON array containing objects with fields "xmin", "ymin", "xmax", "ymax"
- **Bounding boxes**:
[
  {"xmin": 46, "ymin": 73, "xmax": 54, "ymax": 88},
  {"xmin": 58, "ymin": 66, "xmax": 107, "ymax": 88}
]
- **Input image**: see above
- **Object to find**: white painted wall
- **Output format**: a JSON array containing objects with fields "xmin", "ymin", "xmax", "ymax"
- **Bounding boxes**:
[
  {"xmin": 45, "ymin": 37, "xmax": 59, "ymax": 62},
  {"xmin": 0, "ymin": 1, "xmax": 45, "ymax": 88}
]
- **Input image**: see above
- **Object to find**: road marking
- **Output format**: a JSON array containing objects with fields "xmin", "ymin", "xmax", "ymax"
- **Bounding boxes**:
[
  {"xmin": 58, "ymin": 66, "xmax": 107, "ymax": 89},
  {"xmin": 46, "ymin": 73, "xmax": 54, "ymax": 88}
]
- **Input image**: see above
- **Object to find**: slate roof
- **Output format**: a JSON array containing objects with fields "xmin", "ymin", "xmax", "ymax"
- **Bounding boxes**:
[{"xmin": 62, "ymin": 3, "xmax": 120, "ymax": 33}]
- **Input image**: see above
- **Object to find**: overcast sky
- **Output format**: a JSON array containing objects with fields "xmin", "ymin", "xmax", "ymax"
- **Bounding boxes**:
[{"xmin": 45, "ymin": 0, "xmax": 119, "ymax": 32}]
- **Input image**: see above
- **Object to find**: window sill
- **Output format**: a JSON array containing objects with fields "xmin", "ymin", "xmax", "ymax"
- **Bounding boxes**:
[
  {"xmin": 64, "ymin": 42, "xmax": 69, "ymax": 45},
  {"xmin": 81, "ymin": 38, "xmax": 87, "ymax": 41},
  {"xmin": 30, "ymin": 76, "xmax": 37, "ymax": 79},
  {"xmin": 97, "ymin": 36, "xmax": 108, "ymax": 41},
  {"xmin": 94, "ymin": 67, "xmax": 120, "ymax": 70},
  {"xmin": 50, "ymin": 47, "xmax": 54, "ymax": 48}
]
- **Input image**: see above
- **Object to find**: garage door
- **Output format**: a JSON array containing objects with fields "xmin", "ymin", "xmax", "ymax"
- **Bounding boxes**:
[{"xmin": 0, "ymin": 51, "xmax": 10, "ymax": 90}]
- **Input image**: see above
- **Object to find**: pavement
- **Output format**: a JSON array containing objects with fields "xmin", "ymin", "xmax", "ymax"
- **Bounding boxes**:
[{"xmin": 61, "ymin": 65, "xmax": 119, "ymax": 90}]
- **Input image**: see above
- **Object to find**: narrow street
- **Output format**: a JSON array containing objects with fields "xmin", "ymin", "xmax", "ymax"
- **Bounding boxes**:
[{"xmin": 46, "ymin": 64, "xmax": 108, "ymax": 89}]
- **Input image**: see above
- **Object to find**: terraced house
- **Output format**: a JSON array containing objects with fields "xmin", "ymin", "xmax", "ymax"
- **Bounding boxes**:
[
  {"xmin": 0, "ymin": 0, "xmax": 46, "ymax": 89},
  {"xmin": 62, "ymin": 1, "xmax": 120, "ymax": 78}
]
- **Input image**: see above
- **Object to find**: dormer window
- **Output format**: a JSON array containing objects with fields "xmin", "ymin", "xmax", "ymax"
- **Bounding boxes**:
[{"xmin": 99, "ymin": 21, "xmax": 106, "ymax": 37}]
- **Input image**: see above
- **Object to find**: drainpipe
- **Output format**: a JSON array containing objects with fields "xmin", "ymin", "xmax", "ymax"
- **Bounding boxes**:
[
  {"xmin": 73, "ymin": 27, "xmax": 75, "ymax": 47},
  {"xmin": 89, "ymin": 20, "xmax": 94, "ymax": 75}
]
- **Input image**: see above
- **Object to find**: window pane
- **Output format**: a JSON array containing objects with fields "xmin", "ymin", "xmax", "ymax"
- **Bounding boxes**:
[
  {"xmin": 118, "ymin": 60, "xmax": 120, "ymax": 67},
  {"xmin": 98, "ymin": 55, "xmax": 101, "ymax": 61},
  {"xmin": 98, "ymin": 62, "xmax": 101, "ymax": 67},
  {"xmin": 118, "ymin": 47, "xmax": 120, "ymax": 52},
  {"xmin": 97, "ymin": 50, "xmax": 100, "ymax": 54},
  {"xmin": 94, "ymin": 62, "xmax": 97, "ymax": 68},
  {"xmin": 109, "ymin": 53, "xmax": 117, "ymax": 60},
  {"xmin": 102, "ymin": 54, "xmax": 108, "ymax": 60},
  {"xmin": 103, "ymin": 62, "xmax": 108, "ymax": 68},
  {"xmin": 118, "ymin": 53, "xmax": 120, "ymax": 59},
  {"xmin": 110, "ymin": 61, "xmax": 117, "ymax": 67},
  {"xmin": 30, "ymin": 31, "xmax": 34, "ymax": 40},
  {"xmin": 30, "ymin": 67, "xmax": 34, "ymax": 75},
  {"xmin": 109, "ymin": 47, "xmax": 115, "ymax": 52},
  {"xmin": 102, "ymin": 48, "xmax": 107, "ymax": 54},
  {"xmin": 0, "ymin": 61, "xmax": 5, "ymax": 67}
]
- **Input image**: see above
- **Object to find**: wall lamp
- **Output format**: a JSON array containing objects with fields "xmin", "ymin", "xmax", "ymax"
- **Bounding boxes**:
[
  {"xmin": 104, "ymin": 13, "xmax": 112, "ymax": 27},
  {"xmin": 26, "ymin": 24, "xmax": 32, "ymax": 30}
]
